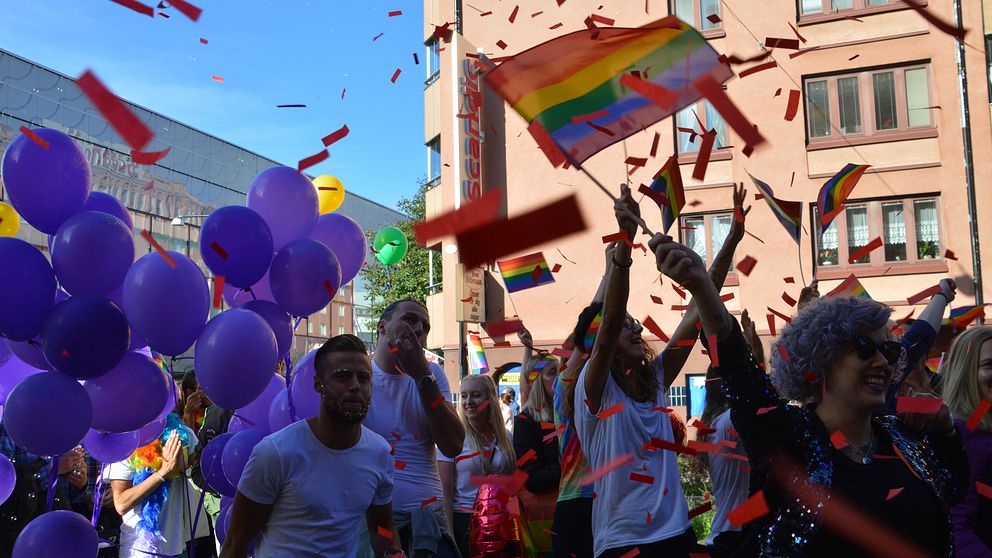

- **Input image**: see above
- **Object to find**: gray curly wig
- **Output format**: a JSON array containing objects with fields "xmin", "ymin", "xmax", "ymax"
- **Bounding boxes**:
[{"xmin": 770, "ymin": 295, "xmax": 894, "ymax": 402}]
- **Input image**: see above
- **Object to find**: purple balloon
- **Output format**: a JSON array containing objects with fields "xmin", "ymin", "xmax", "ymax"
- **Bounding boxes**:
[
  {"xmin": 288, "ymin": 350, "xmax": 320, "ymax": 421},
  {"xmin": 137, "ymin": 417, "xmax": 167, "ymax": 446},
  {"xmin": 122, "ymin": 250, "xmax": 210, "ymax": 356},
  {"xmin": 246, "ymin": 167, "xmax": 318, "ymax": 250},
  {"xmin": 215, "ymin": 505, "xmax": 232, "ymax": 545},
  {"xmin": 221, "ymin": 429, "xmax": 267, "ymax": 489},
  {"xmin": 106, "ymin": 288, "xmax": 149, "ymax": 352},
  {"xmin": 0, "ymin": 340, "xmax": 10, "ymax": 367},
  {"xmin": 226, "ymin": 414, "xmax": 253, "ymax": 434},
  {"xmin": 0, "ymin": 238, "xmax": 57, "ymax": 341},
  {"xmin": 1, "ymin": 128, "xmax": 90, "ymax": 234},
  {"xmin": 267, "ymin": 388, "xmax": 297, "ymax": 432},
  {"xmin": 41, "ymin": 296, "xmax": 130, "ymax": 380},
  {"xmin": 51, "ymin": 212, "xmax": 134, "ymax": 296},
  {"xmin": 156, "ymin": 371, "xmax": 180, "ymax": 421},
  {"xmin": 13, "ymin": 510, "xmax": 98, "ymax": 558},
  {"xmin": 199, "ymin": 206, "xmax": 274, "ymax": 289},
  {"xmin": 0, "ymin": 356, "xmax": 43, "ymax": 405},
  {"xmin": 85, "ymin": 352, "xmax": 170, "ymax": 433},
  {"xmin": 0, "ymin": 453, "xmax": 14, "ymax": 505},
  {"xmin": 82, "ymin": 429, "xmax": 140, "ymax": 463},
  {"xmin": 222, "ymin": 265, "xmax": 276, "ymax": 308},
  {"xmin": 5, "ymin": 338, "xmax": 51, "ymax": 370},
  {"xmin": 242, "ymin": 300, "xmax": 292, "ymax": 358},
  {"xmin": 310, "ymin": 213, "xmax": 367, "ymax": 286},
  {"xmin": 270, "ymin": 239, "xmax": 341, "ymax": 317},
  {"xmin": 235, "ymin": 374, "xmax": 283, "ymax": 433},
  {"xmin": 201, "ymin": 433, "xmax": 238, "ymax": 497},
  {"xmin": 83, "ymin": 191, "xmax": 133, "ymax": 230},
  {"xmin": 195, "ymin": 309, "xmax": 278, "ymax": 410},
  {"xmin": 4, "ymin": 371, "xmax": 93, "ymax": 456}
]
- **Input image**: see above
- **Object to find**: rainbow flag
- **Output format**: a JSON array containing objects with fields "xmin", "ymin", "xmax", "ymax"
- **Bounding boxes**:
[
  {"xmin": 467, "ymin": 333, "xmax": 489, "ymax": 375},
  {"xmin": 748, "ymin": 173, "xmax": 802, "ymax": 244},
  {"xmin": 498, "ymin": 252, "xmax": 555, "ymax": 293},
  {"xmin": 583, "ymin": 311, "xmax": 603, "ymax": 351},
  {"xmin": 817, "ymin": 164, "xmax": 870, "ymax": 233},
  {"xmin": 826, "ymin": 273, "xmax": 871, "ymax": 300},
  {"xmin": 650, "ymin": 156, "xmax": 685, "ymax": 233},
  {"xmin": 484, "ymin": 17, "xmax": 733, "ymax": 166},
  {"xmin": 946, "ymin": 305, "xmax": 985, "ymax": 329}
]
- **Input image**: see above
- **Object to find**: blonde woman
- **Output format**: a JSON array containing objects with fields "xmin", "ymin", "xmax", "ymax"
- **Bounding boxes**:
[
  {"xmin": 438, "ymin": 374, "xmax": 515, "ymax": 557},
  {"xmin": 941, "ymin": 326, "xmax": 992, "ymax": 556}
]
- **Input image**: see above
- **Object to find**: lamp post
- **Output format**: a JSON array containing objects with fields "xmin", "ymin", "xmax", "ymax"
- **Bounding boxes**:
[{"xmin": 170, "ymin": 214, "xmax": 209, "ymax": 257}]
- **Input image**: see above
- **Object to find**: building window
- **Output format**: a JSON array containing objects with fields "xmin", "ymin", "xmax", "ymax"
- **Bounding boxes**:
[
  {"xmin": 338, "ymin": 305, "xmax": 345, "ymax": 317},
  {"xmin": 672, "ymin": 0, "xmax": 721, "ymax": 31},
  {"xmin": 800, "ymin": 0, "xmax": 893, "ymax": 16},
  {"xmin": 320, "ymin": 324, "xmax": 328, "ymax": 337},
  {"xmin": 320, "ymin": 306, "xmax": 328, "ymax": 315},
  {"xmin": 668, "ymin": 385, "xmax": 687, "ymax": 407},
  {"xmin": 680, "ymin": 212, "xmax": 735, "ymax": 270},
  {"xmin": 338, "ymin": 326, "xmax": 345, "ymax": 336},
  {"xmin": 805, "ymin": 64, "xmax": 934, "ymax": 143},
  {"xmin": 427, "ymin": 136, "xmax": 441, "ymax": 183},
  {"xmin": 307, "ymin": 322, "xmax": 313, "ymax": 335},
  {"xmin": 814, "ymin": 196, "xmax": 943, "ymax": 268},
  {"xmin": 426, "ymin": 38, "xmax": 441, "ymax": 86},
  {"xmin": 676, "ymin": 101, "xmax": 728, "ymax": 155}
]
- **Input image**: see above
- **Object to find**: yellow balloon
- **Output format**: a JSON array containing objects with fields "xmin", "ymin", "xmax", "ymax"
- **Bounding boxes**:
[
  {"xmin": 313, "ymin": 175, "xmax": 346, "ymax": 214},
  {"xmin": 0, "ymin": 201, "xmax": 19, "ymax": 237}
]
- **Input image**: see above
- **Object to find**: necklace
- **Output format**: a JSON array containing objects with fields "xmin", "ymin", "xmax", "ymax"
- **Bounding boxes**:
[{"xmin": 841, "ymin": 433, "xmax": 875, "ymax": 464}]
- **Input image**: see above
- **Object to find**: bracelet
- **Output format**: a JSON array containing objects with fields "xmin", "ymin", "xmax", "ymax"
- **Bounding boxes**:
[
  {"xmin": 612, "ymin": 256, "xmax": 633, "ymax": 269},
  {"xmin": 153, "ymin": 472, "xmax": 166, "ymax": 483}
]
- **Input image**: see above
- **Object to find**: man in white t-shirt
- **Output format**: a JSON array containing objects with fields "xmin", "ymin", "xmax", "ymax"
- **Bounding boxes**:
[
  {"xmin": 220, "ymin": 334, "xmax": 403, "ymax": 558},
  {"xmin": 362, "ymin": 298, "xmax": 465, "ymax": 557}
]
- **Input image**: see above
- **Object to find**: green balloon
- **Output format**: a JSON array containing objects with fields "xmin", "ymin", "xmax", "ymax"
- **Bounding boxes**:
[{"xmin": 373, "ymin": 226, "xmax": 408, "ymax": 267}]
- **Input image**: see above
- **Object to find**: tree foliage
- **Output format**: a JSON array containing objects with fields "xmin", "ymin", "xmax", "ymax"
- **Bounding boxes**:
[{"xmin": 359, "ymin": 179, "xmax": 433, "ymax": 332}]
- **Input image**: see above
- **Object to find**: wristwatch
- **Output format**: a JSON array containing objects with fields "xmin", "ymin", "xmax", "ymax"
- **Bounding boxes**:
[{"xmin": 416, "ymin": 374, "xmax": 438, "ymax": 391}]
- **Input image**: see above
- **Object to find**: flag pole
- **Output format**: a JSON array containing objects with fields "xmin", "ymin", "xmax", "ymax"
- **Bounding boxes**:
[{"xmin": 567, "ymin": 154, "xmax": 657, "ymax": 238}]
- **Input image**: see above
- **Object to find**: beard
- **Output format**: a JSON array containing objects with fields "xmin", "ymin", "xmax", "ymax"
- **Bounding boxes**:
[{"xmin": 323, "ymin": 398, "xmax": 369, "ymax": 423}]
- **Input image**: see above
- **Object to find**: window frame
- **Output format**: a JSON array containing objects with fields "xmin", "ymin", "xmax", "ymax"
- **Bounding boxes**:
[
  {"xmin": 669, "ymin": 385, "xmax": 688, "ymax": 408},
  {"xmin": 678, "ymin": 210, "xmax": 740, "ymax": 285},
  {"xmin": 674, "ymin": 100, "xmax": 733, "ymax": 164},
  {"xmin": 797, "ymin": 0, "xmax": 920, "ymax": 25},
  {"xmin": 426, "ymin": 135, "xmax": 442, "ymax": 185},
  {"xmin": 804, "ymin": 62, "xmax": 937, "ymax": 150},
  {"xmin": 670, "ymin": 0, "xmax": 725, "ymax": 38},
  {"xmin": 425, "ymin": 37, "xmax": 441, "ymax": 86},
  {"xmin": 812, "ymin": 195, "xmax": 948, "ymax": 279}
]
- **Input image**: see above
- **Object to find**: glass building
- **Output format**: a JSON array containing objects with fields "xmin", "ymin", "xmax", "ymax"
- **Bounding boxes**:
[{"xmin": 0, "ymin": 48, "xmax": 405, "ymax": 365}]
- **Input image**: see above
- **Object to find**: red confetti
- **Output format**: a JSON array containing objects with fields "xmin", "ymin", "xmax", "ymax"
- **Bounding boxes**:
[
  {"xmin": 484, "ymin": 319, "xmax": 525, "ymax": 337},
  {"xmin": 629, "ymin": 472, "xmax": 654, "ymax": 484},
  {"xmin": 625, "ymin": 156, "xmax": 648, "ymax": 168},
  {"xmin": 376, "ymin": 526, "xmax": 393, "ymax": 540},
  {"xmin": 551, "ymin": 263, "xmax": 562, "ymax": 273},
  {"xmin": 460, "ymin": 296, "xmax": 473, "ymax": 303},
  {"xmin": 966, "ymin": 400, "xmax": 991, "ymax": 431},
  {"xmin": 212, "ymin": 275, "xmax": 225, "ymax": 309},
  {"xmin": 707, "ymin": 334, "xmax": 719, "ymax": 367},
  {"xmin": 781, "ymin": 292, "xmax": 797, "ymax": 307},
  {"xmin": 532, "ymin": 11, "xmax": 543, "ymax": 17},
  {"xmin": 672, "ymin": 284, "xmax": 687, "ymax": 299},
  {"xmin": 211, "ymin": 76, "xmax": 224, "ymax": 83},
  {"xmin": 907, "ymin": 284, "xmax": 942, "ymax": 305},
  {"xmin": 110, "ymin": 0, "xmax": 154, "ymax": 17},
  {"xmin": 549, "ymin": 22, "xmax": 563, "ymax": 29},
  {"xmin": 895, "ymin": 396, "xmax": 944, "ymax": 415},
  {"xmin": 390, "ymin": 68, "xmax": 401, "ymax": 83},
  {"xmin": 581, "ymin": 453, "xmax": 634, "ymax": 486},
  {"xmin": 787, "ymin": 22, "xmax": 807, "ymax": 43},
  {"xmin": 736, "ymin": 255, "xmax": 757, "ymax": 276},
  {"xmin": 456, "ymin": 451, "xmax": 482, "ymax": 463},
  {"xmin": 776, "ymin": 344, "xmax": 792, "ymax": 362},
  {"xmin": 691, "ymin": 419, "xmax": 716, "ymax": 435},
  {"xmin": 590, "ymin": 14, "xmax": 615, "ymax": 25},
  {"xmin": 140, "ymin": 230, "xmax": 176, "ymax": 268},
  {"xmin": 430, "ymin": 395, "xmax": 445, "ymax": 409},
  {"xmin": 642, "ymin": 316, "xmax": 670, "ymax": 343},
  {"xmin": 650, "ymin": 295, "xmax": 663, "ymax": 305},
  {"xmin": 480, "ymin": 10, "xmax": 493, "ymax": 16},
  {"xmin": 764, "ymin": 37, "xmax": 800, "ymax": 50},
  {"xmin": 944, "ymin": 249, "xmax": 958, "ymax": 260},
  {"xmin": 848, "ymin": 237, "xmax": 883, "ymax": 263},
  {"xmin": 323, "ymin": 279, "xmax": 336, "ymax": 296},
  {"xmin": 394, "ymin": 460, "xmax": 407, "ymax": 469},
  {"xmin": 18, "ymin": 127, "xmax": 49, "ymax": 150},
  {"xmin": 298, "ymin": 149, "xmax": 329, "ymax": 173},
  {"xmin": 738, "ymin": 60, "xmax": 778, "ymax": 78},
  {"xmin": 692, "ymin": 130, "xmax": 716, "ymax": 181},
  {"xmin": 598, "ymin": 402, "xmax": 625, "ymax": 420},
  {"xmin": 602, "ymin": 231, "xmax": 629, "ymax": 244},
  {"xmin": 650, "ymin": 437, "xmax": 697, "ymax": 455},
  {"xmin": 77, "ymin": 70, "xmax": 153, "ymax": 151},
  {"xmin": 767, "ymin": 314, "xmax": 776, "ymax": 336},
  {"xmin": 508, "ymin": 5, "xmax": 519, "ymax": 22},
  {"xmin": 477, "ymin": 400, "xmax": 490, "ymax": 412},
  {"xmin": 527, "ymin": 120, "xmax": 567, "ymax": 167},
  {"xmin": 321, "ymin": 124, "xmax": 350, "ymax": 147},
  {"xmin": 650, "ymin": 132, "xmax": 660, "ymax": 157},
  {"xmin": 638, "ymin": 184, "xmax": 669, "ymax": 209},
  {"xmin": 516, "ymin": 449, "xmax": 537, "ymax": 466},
  {"xmin": 496, "ymin": 40, "xmax": 508, "ymax": 50},
  {"xmin": 886, "ymin": 487, "xmax": 904, "ymax": 500},
  {"xmin": 706, "ymin": 13, "xmax": 721, "ymax": 23},
  {"xmin": 721, "ymin": 293, "xmax": 735, "ymax": 302},
  {"xmin": 784, "ymin": 276, "xmax": 796, "ymax": 284},
  {"xmin": 414, "ymin": 189, "xmax": 502, "ymax": 245},
  {"xmin": 695, "ymin": 73, "xmax": 766, "ymax": 153},
  {"xmin": 388, "ymin": 10, "xmax": 402, "ymax": 16},
  {"xmin": 199, "ymin": 37, "xmax": 208, "ymax": 44},
  {"xmin": 784, "ymin": 89, "xmax": 801, "ymax": 121},
  {"xmin": 978, "ymin": 481, "xmax": 992, "ymax": 499},
  {"xmin": 789, "ymin": 46, "xmax": 821, "ymax": 59},
  {"xmin": 620, "ymin": 73, "xmax": 677, "ymax": 110},
  {"xmin": 767, "ymin": 306, "xmax": 792, "ymax": 324},
  {"xmin": 341, "ymin": 88, "xmax": 346, "ymax": 99},
  {"xmin": 420, "ymin": 496, "xmax": 437, "ymax": 507},
  {"xmin": 830, "ymin": 430, "xmax": 848, "ymax": 449},
  {"xmin": 687, "ymin": 500, "xmax": 713, "ymax": 519},
  {"xmin": 542, "ymin": 423, "xmax": 566, "ymax": 442},
  {"xmin": 571, "ymin": 109, "xmax": 609, "ymax": 124},
  {"xmin": 166, "ymin": 0, "xmax": 201, "ymax": 21},
  {"xmin": 131, "ymin": 147, "xmax": 170, "ymax": 165},
  {"xmin": 587, "ymin": 121, "xmax": 615, "ymax": 137},
  {"xmin": 619, "ymin": 549, "xmax": 640, "ymax": 558},
  {"xmin": 756, "ymin": 406, "xmax": 778, "ymax": 415},
  {"xmin": 372, "ymin": 32, "xmax": 384, "ymax": 41},
  {"xmin": 727, "ymin": 491, "xmax": 770, "ymax": 527}
]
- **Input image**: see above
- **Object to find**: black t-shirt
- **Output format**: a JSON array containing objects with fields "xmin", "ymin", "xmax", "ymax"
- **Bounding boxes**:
[{"xmin": 810, "ymin": 433, "xmax": 948, "ymax": 558}]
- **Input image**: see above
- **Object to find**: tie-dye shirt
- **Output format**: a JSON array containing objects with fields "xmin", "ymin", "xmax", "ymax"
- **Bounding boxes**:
[{"xmin": 553, "ymin": 373, "xmax": 594, "ymax": 501}]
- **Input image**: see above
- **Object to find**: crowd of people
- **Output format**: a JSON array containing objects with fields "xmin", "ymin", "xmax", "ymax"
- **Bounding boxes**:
[{"xmin": 1, "ymin": 182, "xmax": 991, "ymax": 558}]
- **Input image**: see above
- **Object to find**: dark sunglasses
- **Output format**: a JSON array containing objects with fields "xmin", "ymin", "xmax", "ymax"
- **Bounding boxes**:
[{"xmin": 853, "ymin": 334, "xmax": 902, "ymax": 365}]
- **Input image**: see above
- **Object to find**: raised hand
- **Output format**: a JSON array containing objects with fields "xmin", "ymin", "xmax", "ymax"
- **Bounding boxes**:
[
  {"xmin": 614, "ymin": 184, "xmax": 641, "ymax": 240},
  {"xmin": 727, "ymin": 182, "xmax": 751, "ymax": 246},
  {"xmin": 391, "ymin": 322, "xmax": 429, "ymax": 379},
  {"xmin": 648, "ymin": 234, "xmax": 708, "ymax": 289},
  {"xmin": 517, "ymin": 328, "xmax": 534, "ymax": 349},
  {"xmin": 157, "ymin": 433, "xmax": 182, "ymax": 478},
  {"xmin": 797, "ymin": 279, "xmax": 820, "ymax": 312},
  {"xmin": 938, "ymin": 278, "xmax": 956, "ymax": 303}
]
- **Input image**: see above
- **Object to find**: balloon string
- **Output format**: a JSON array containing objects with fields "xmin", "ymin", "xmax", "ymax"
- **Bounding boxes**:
[
  {"xmin": 90, "ymin": 464, "xmax": 105, "ymax": 528},
  {"xmin": 46, "ymin": 454, "xmax": 60, "ymax": 512},
  {"xmin": 284, "ymin": 355, "xmax": 297, "ymax": 422}
]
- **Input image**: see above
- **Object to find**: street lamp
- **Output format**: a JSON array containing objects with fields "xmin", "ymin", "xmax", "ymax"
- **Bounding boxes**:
[{"xmin": 170, "ymin": 214, "xmax": 209, "ymax": 257}]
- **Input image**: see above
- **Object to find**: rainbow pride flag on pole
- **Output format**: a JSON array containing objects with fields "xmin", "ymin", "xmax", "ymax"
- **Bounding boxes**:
[
  {"xmin": 946, "ymin": 305, "xmax": 985, "ymax": 329},
  {"xmin": 498, "ymin": 252, "xmax": 555, "ymax": 293},
  {"xmin": 649, "ymin": 156, "xmax": 684, "ymax": 233},
  {"xmin": 467, "ymin": 333, "xmax": 489, "ymax": 375},
  {"xmin": 827, "ymin": 273, "xmax": 872, "ymax": 300},
  {"xmin": 748, "ymin": 173, "xmax": 802, "ymax": 244},
  {"xmin": 818, "ymin": 164, "xmax": 870, "ymax": 233},
  {"xmin": 484, "ymin": 17, "xmax": 733, "ymax": 166}
]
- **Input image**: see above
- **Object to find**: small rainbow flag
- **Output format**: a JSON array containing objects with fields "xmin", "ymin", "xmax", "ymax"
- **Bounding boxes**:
[
  {"xmin": 826, "ymin": 273, "xmax": 871, "ymax": 300},
  {"xmin": 484, "ymin": 17, "xmax": 732, "ymax": 166},
  {"xmin": 818, "ymin": 164, "xmax": 870, "ymax": 233},
  {"xmin": 946, "ymin": 305, "xmax": 985, "ymax": 330},
  {"xmin": 467, "ymin": 333, "xmax": 489, "ymax": 375},
  {"xmin": 649, "ymin": 156, "xmax": 685, "ymax": 233},
  {"xmin": 498, "ymin": 252, "xmax": 555, "ymax": 293},
  {"xmin": 748, "ymin": 173, "xmax": 802, "ymax": 244},
  {"xmin": 584, "ymin": 311, "xmax": 603, "ymax": 351}
]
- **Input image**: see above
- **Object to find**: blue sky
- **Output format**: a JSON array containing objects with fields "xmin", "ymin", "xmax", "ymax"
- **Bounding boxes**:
[{"xmin": 0, "ymin": 0, "xmax": 428, "ymax": 209}]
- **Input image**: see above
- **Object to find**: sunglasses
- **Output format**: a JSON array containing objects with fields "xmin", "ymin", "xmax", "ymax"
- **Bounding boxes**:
[{"xmin": 853, "ymin": 333, "xmax": 903, "ymax": 365}]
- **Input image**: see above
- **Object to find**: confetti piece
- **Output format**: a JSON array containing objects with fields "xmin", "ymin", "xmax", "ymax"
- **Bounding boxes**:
[
  {"xmin": 420, "ymin": 496, "xmax": 438, "ymax": 507},
  {"xmin": 157, "ymin": 11, "xmax": 170, "ymax": 18},
  {"xmin": 18, "ymin": 126, "xmax": 49, "ymax": 150},
  {"xmin": 456, "ymin": 451, "xmax": 482, "ymax": 463},
  {"xmin": 620, "ymin": 73, "xmax": 677, "ymax": 110},
  {"xmin": 77, "ymin": 70, "xmax": 153, "ymax": 151},
  {"xmin": 687, "ymin": 500, "xmax": 713, "ymax": 519},
  {"xmin": 199, "ymin": 37, "xmax": 208, "ymax": 44},
  {"xmin": 131, "ymin": 147, "xmax": 170, "ymax": 165},
  {"xmin": 298, "ymin": 149, "xmax": 329, "ymax": 173},
  {"xmin": 110, "ymin": 0, "xmax": 154, "ymax": 17},
  {"xmin": 766, "ymin": 314, "xmax": 776, "ymax": 336},
  {"xmin": 895, "ymin": 396, "xmax": 944, "ymax": 415},
  {"xmin": 784, "ymin": 89, "xmax": 801, "ymax": 121},
  {"xmin": 390, "ymin": 68, "xmax": 402, "ymax": 83},
  {"xmin": 598, "ymin": 402, "xmax": 625, "ymax": 420},
  {"xmin": 551, "ymin": 263, "xmax": 562, "ymax": 273},
  {"xmin": 638, "ymin": 184, "xmax": 669, "ymax": 209},
  {"xmin": 764, "ymin": 37, "xmax": 800, "ymax": 50},
  {"xmin": 212, "ymin": 275, "xmax": 225, "ymax": 309},
  {"xmin": 341, "ymin": 88, "xmax": 346, "ymax": 100},
  {"xmin": 508, "ymin": 5, "xmax": 519, "ymax": 22},
  {"xmin": 650, "ymin": 295, "xmax": 663, "ymax": 305},
  {"xmin": 496, "ymin": 40, "xmax": 508, "ymax": 50},
  {"xmin": 687, "ymin": 441, "xmax": 721, "ymax": 453},
  {"xmin": 830, "ymin": 430, "xmax": 848, "ymax": 449},
  {"xmin": 276, "ymin": 104, "xmax": 307, "ymax": 108},
  {"xmin": 619, "ymin": 549, "xmax": 640, "ymax": 558},
  {"xmin": 907, "ymin": 284, "xmax": 942, "ymax": 305},
  {"xmin": 516, "ymin": 449, "xmax": 537, "ymax": 466},
  {"xmin": 460, "ymin": 296, "xmax": 473, "ymax": 303},
  {"xmin": 691, "ymin": 419, "xmax": 716, "ymax": 435},
  {"xmin": 776, "ymin": 344, "xmax": 792, "ymax": 362},
  {"xmin": 886, "ymin": 487, "xmax": 904, "ymax": 500},
  {"xmin": 706, "ymin": 13, "xmax": 721, "ymax": 23},
  {"xmin": 903, "ymin": 0, "xmax": 967, "ymax": 40},
  {"xmin": 691, "ymin": 131, "xmax": 716, "ymax": 180},
  {"xmin": 532, "ymin": 10, "xmax": 543, "ymax": 17},
  {"xmin": 414, "ymin": 190, "xmax": 501, "ymax": 245},
  {"xmin": 321, "ymin": 124, "xmax": 350, "ymax": 147},
  {"xmin": 581, "ymin": 452, "xmax": 635, "ymax": 486},
  {"xmin": 737, "ymin": 255, "xmax": 757, "ymax": 276},
  {"xmin": 480, "ymin": 10, "xmax": 493, "ymax": 16},
  {"xmin": 430, "ymin": 395, "xmax": 445, "ymax": 409},
  {"xmin": 978, "ymin": 481, "xmax": 992, "ymax": 499},
  {"xmin": 671, "ymin": 304, "xmax": 689, "ymax": 311},
  {"xmin": 166, "ymin": 0, "xmax": 201, "ymax": 21},
  {"xmin": 944, "ymin": 249, "xmax": 957, "ymax": 260},
  {"xmin": 602, "ymin": 231, "xmax": 629, "ymax": 244},
  {"xmin": 767, "ymin": 306, "xmax": 792, "ymax": 324},
  {"xmin": 848, "ymin": 54, "xmax": 860, "ymax": 61},
  {"xmin": 784, "ymin": 276, "xmax": 795, "ymax": 283},
  {"xmin": 727, "ymin": 491, "xmax": 769, "ymax": 527},
  {"xmin": 721, "ymin": 293, "xmax": 735, "ymax": 302},
  {"xmin": 781, "ymin": 292, "xmax": 797, "ymax": 307},
  {"xmin": 707, "ymin": 334, "xmax": 719, "ymax": 367},
  {"xmin": 587, "ymin": 121, "xmax": 615, "ymax": 136},
  {"xmin": 140, "ymin": 230, "xmax": 176, "ymax": 268},
  {"xmin": 738, "ymin": 60, "xmax": 778, "ymax": 78},
  {"xmin": 629, "ymin": 472, "xmax": 654, "ymax": 484},
  {"xmin": 788, "ymin": 46, "xmax": 821, "ymax": 59},
  {"xmin": 966, "ymin": 400, "xmax": 991, "ymax": 431},
  {"xmin": 649, "ymin": 132, "xmax": 660, "ymax": 157},
  {"xmin": 642, "ymin": 316, "xmax": 670, "ymax": 342},
  {"xmin": 484, "ymin": 319, "xmax": 525, "ymax": 337},
  {"xmin": 373, "ymin": 32, "xmax": 385, "ymax": 41},
  {"xmin": 542, "ymin": 423, "xmax": 566, "ymax": 442},
  {"xmin": 756, "ymin": 406, "xmax": 779, "ymax": 415},
  {"xmin": 211, "ymin": 75, "xmax": 225, "ymax": 83},
  {"xmin": 650, "ymin": 437, "xmax": 698, "ymax": 455},
  {"xmin": 551, "ymin": 347, "xmax": 573, "ymax": 359},
  {"xmin": 787, "ymin": 22, "xmax": 807, "ymax": 43},
  {"xmin": 527, "ymin": 120, "xmax": 567, "ymax": 167},
  {"xmin": 376, "ymin": 526, "xmax": 393, "ymax": 540},
  {"xmin": 848, "ymin": 237, "xmax": 883, "ymax": 263},
  {"xmin": 477, "ymin": 400, "xmax": 490, "ymax": 412},
  {"xmin": 388, "ymin": 10, "xmax": 402, "ymax": 16},
  {"xmin": 773, "ymin": 88, "xmax": 782, "ymax": 97},
  {"xmin": 456, "ymin": 195, "xmax": 586, "ymax": 267}
]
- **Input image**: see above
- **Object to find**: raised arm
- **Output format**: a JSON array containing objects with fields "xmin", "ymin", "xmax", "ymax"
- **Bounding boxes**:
[
  {"xmin": 111, "ymin": 434, "xmax": 182, "ymax": 516},
  {"xmin": 583, "ymin": 185, "xmax": 638, "ymax": 414},
  {"xmin": 917, "ymin": 278, "xmax": 956, "ymax": 334},
  {"xmin": 517, "ymin": 328, "xmax": 535, "ymax": 403}
]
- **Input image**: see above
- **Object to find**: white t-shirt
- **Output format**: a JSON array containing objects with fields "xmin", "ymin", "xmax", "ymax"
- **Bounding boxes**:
[
  {"xmin": 363, "ymin": 359, "xmax": 452, "ymax": 511},
  {"xmin": 237, "ymin": 421, "xmax": 394, "ymax": 558},
  {"xmin": 575, "ymin": 361, "xmax": 690, "ymax": 557},
  {"xmin": 106, "ymin": 425, "xmax": 203, "ymax": 558},
  {"xmin": 705, "ymin": 409, "xmax": 750, "ymax": 545},
  {"xmin": 437, "ymin": 431, "xmax": 514, "ymax": 512}
]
